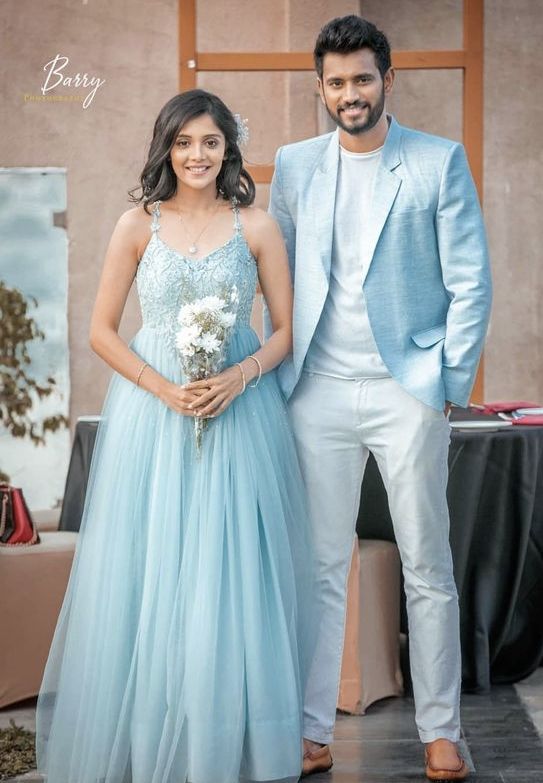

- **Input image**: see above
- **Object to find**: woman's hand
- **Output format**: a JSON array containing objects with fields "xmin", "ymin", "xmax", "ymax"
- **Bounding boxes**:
[
  {"xmin": 158, "ymin": 380, "xmax": 209, "ymax": 417},
  {"xmin": 184, "ymin": 365, "xmax": 245, "ymax": 418}
]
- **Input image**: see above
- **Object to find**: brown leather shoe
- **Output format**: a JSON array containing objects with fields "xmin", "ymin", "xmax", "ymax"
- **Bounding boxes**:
[
  {"xmin": 425, "ymin": 738, "xmax": 469, "ymax": 781},
  {"xmin": 301, "ymin": 744, "xmax": 333, "ymax": 777}
]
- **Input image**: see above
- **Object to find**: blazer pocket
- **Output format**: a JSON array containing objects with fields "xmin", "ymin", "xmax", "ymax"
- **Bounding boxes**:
[
  {"xmin": 389, "ymin": 205, "xmax": 430, "ymax": 216},
  {"xmin": 411, "ymin": 323, "xmax": 446, "ymax": 348}
]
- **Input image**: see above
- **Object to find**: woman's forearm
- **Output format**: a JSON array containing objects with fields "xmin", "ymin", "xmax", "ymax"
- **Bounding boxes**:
[
  {"xmin": 89, "ymin": 327, "xmax": 167, "ymax": 397},
  {"xmin": 237, "ymin": 324, "xmax": 292, "ymax": 383},
  {"xmin": 91, "ymin": 318, "xmax": 291, "ymax": 394}
]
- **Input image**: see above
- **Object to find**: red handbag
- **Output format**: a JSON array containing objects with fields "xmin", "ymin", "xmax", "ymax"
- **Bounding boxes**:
[{"xmin": 0, "ymin": 483, "xmax": 40, "ymax": 547}]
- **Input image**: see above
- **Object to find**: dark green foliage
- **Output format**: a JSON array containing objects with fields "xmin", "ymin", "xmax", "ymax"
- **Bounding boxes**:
[{"xmin": 0, "ymin": 280, "xmax": 69, "ymax": 481}]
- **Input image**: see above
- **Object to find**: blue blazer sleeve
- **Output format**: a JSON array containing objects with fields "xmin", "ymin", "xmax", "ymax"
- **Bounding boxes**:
[
  {"xmin": 436, "ymin": 143, "xmax": 493, "ymax": 406},
  {"xmin": 264, "ymin": 147, "xmax": 296, "ymax": 341}
]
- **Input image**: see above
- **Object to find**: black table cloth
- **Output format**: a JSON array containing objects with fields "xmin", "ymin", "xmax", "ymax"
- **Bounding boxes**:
[
  {"xmin": 60, "ymin": 411, "xmax": 543, "ymax": 692},
  {"xmin": 58, "ymin": 417, "xmax": 100, "ymax": 533}
]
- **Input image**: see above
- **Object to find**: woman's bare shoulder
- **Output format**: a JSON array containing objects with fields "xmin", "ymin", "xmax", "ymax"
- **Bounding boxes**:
[
  {"xmin": 116, "ymin": 203, "xmax": 154, "ymax": 229},
  {"xmin": 238, "ymin": 205, "xmax": 281, "ymax": 238},
  {"xmin": 237, "ymin": 206, "xmax": 285, "ymax": 266},
  {"xmin": 115, "ymin": 204, "xmax": 155, "ymax": 258}
]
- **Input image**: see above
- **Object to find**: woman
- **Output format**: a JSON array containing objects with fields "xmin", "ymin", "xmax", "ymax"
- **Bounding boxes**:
[{"xmin": 35, "ymin": 89, "xmax": 315, "ymax": 783}]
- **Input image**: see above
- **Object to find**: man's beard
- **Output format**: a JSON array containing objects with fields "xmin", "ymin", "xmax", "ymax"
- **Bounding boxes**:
[{"xmin": 324, "ymin": 88, "xmax": 385, "ymax": 136}]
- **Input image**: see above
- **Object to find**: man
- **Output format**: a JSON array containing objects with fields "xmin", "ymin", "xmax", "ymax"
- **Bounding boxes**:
[{"xmin": 266, "ymin": 15, "xmax": 492, "ymax": 783}]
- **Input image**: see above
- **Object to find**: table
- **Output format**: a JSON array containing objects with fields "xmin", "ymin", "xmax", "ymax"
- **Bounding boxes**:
[
  {"xmin": 58, "ymin": 417, "xmax": 100, "ymax": 533},
  {"xmin": 60, "ymin": 411, "xmax": 543, "ymax": 692}
]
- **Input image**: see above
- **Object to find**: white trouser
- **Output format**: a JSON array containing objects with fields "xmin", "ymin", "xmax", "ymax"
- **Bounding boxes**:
[{"xmin": 288, "ymin": 371, "xmax": 461, "ymax": 745}]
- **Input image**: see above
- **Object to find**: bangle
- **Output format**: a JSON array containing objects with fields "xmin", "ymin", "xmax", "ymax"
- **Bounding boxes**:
[
  {"xmin": 246, "ymin": 355, "xmax": 262, "ymax": 387},
  {"xmin": 136, "ymin": 361, "xmax": 149, "ymax": 386},
  {"xmin": 235, "ymin": 362, "xmax": 246, "ymax": 394}
]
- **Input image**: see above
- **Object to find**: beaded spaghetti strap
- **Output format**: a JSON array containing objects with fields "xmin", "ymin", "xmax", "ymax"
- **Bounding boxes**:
[
  {"xmin": 231, "ymin": 199, "xmax": 242, "ymax": 233},
  {"xmin": 150, "ymin": 200, "xmax": 161, "ymax": 234}
]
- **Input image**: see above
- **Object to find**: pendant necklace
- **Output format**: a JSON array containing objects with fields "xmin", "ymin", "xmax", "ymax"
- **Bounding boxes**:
[{"xmin": 176, "ymin": 201, "xmax": 221, "ymax": 255}]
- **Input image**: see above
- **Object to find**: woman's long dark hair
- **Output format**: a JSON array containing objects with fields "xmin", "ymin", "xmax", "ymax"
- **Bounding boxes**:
[{"xmin": 129, "ymin": 89, "xmax": 255, "ymax": 213}]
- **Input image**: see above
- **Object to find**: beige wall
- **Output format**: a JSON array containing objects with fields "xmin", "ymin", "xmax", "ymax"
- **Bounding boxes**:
[
  {"xmin": 2, "ymin": 0, "xmax": 542, "ymax": 430},
  {"xmin": 483, "ymin": 0, "xmax": 543, "ymax": 399},
  {"xmin": 2, "ymin": 0, "xmax": 179, "ymax": 422}
]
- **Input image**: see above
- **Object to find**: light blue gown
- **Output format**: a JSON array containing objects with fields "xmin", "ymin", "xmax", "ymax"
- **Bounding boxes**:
[{"xmin": 35, "ymin": 201, "xmax": 315, "ymax": 783}]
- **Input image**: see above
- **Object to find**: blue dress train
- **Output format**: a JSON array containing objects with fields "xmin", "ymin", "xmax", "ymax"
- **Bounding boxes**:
[{"xmin": 35, "ymin": 201, "xmax": 315, "ymax": 783}]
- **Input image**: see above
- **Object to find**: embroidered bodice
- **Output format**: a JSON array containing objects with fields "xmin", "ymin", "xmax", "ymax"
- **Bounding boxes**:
[{"xmin": 136, "ymin": 200, "xmax": 257, "ymax": 353}]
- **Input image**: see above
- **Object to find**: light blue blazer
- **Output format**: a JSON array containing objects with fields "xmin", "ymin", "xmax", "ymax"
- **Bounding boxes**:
[{"xmin": 265, "ymin": 115, "xmax": 492, "ymax": 410}]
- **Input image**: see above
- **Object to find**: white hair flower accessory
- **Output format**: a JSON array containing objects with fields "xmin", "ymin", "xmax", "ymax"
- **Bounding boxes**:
[{"xmin": 233, "ymin": 113, "xmax": 249, "ymax": 148}]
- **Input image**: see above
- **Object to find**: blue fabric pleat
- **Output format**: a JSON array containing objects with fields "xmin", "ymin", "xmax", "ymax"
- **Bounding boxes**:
[{"xmin": 35, "ymin": 325, "xmax": 315, "ymax": 783}]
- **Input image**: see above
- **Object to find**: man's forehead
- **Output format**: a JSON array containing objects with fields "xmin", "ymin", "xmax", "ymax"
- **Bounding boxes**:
[{"xmin": 321, "ymin": 49, "xmax": 379, "ymax": 79}]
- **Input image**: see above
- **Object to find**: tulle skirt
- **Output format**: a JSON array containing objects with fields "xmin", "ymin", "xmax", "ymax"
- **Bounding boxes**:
[{"xmin": 35, "ymin": 325, "xmax": 315, "ymax": 783}]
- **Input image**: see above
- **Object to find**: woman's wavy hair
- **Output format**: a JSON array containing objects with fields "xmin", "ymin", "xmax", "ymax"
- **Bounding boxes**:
[{"xmin": 129, "ymin": 89, "xmax": 255, "ymax": 213}]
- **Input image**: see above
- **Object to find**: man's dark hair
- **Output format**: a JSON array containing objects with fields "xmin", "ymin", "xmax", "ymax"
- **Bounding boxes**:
[{"xmin": 314, "ymin": 15, "xmax": 391, "ymax": 79}]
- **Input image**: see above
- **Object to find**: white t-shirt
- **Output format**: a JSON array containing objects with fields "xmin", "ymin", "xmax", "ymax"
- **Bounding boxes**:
[{"xmin": 305, "ymin": 142, "xmax": 390, "ymax": 378}]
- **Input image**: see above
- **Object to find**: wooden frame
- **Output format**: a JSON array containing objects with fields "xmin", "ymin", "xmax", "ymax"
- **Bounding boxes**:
[
  {"xmin": 194, "ymin": 50, "xmax": 466, "ymax": 71},
  {"xmin": 178, "ymin": 0, "xmax": 485, "ymax": 401}
]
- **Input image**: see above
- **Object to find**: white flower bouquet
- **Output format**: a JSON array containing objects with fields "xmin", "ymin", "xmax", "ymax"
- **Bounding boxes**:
[{"xmin": 175, "ymin": 286, "xmax": 239, "ymax": 452}]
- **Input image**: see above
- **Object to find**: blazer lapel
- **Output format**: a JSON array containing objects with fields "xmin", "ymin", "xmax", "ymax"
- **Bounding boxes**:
[
  {"xmin": 292, "ymin": 133, "xmax": 339, "ymax": 374},
  {"xmin": 308, "ymin": 130, "xmax": 339, "ymax": 281},
  {"xmin": 363, "ymin": 116, "xmax": 403, "ymax": 280}
]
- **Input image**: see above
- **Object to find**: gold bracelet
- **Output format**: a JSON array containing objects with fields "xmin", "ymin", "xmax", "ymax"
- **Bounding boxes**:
[
  {"xmin": 136, "ymin": 361, "xmax": 149, "ymax": 386},
  {"xmin": 235, "ymin": 362, "xmax": 246, "ymax": 394},
  {"xmin": 246, "ymin": 355, "xmax": 262, "ymax": 387}
]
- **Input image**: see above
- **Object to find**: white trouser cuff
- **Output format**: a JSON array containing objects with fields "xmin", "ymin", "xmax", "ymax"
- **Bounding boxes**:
[
  {"xmin": 419, "ymin": 728, "xmax": 461, "ymax": 744},
  {"xmin": 303, "ymin": 721, "xmax": 333, "ymax": 746}
]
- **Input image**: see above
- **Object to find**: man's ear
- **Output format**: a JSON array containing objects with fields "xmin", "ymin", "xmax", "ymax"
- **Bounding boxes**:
[
  {"xmin": 383, "ymin": 67, "xmax": 395, "ymax": 96},
  {"xmin": 317, "ymin": 78, "xmax": 325, "ymax": 105}
]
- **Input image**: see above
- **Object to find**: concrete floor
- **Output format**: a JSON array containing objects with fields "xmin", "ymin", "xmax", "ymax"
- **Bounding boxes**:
[{"xmin": 2, "ymin": 668, "xmax": 543, "ymax": 782}]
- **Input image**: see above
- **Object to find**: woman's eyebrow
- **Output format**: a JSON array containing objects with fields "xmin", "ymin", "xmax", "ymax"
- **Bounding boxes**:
[{"xmin": 175, "ymin": 133, "xmax": 221, "ymax": 140}]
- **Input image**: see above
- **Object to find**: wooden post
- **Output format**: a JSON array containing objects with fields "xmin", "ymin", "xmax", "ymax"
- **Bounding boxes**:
[
  {"xmin": 463, "ymin": 0, "xmax": 485, "ymax": 403},
  {"xmin": 463, "ymin": 0, "xmax": 484, "ymax": 201},
  {"xmin": 179, "ymin": 0, "xmax": 196, "ymax": 91}
]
